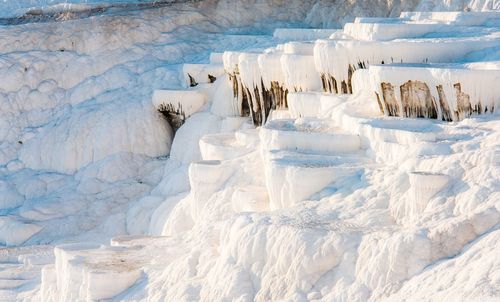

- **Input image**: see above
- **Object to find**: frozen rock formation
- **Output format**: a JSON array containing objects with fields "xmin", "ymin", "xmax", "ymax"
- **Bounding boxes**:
[{"xmin": 0, "ymin": 1, "xmax": 498, "ymax": 302}]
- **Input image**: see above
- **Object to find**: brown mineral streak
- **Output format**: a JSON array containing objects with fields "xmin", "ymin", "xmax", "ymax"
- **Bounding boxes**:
[
  {"xmin": 227, "ymin": 70, "xmax": 288, "ymax": 126},
  {"xmin": 400, "ymin": 80, "xmax": 437, "ymax": 119},
  {"xmin": 381, "ymin": 82, "xmax": 400, "ymax": 116},
  {"xmin": 436, "ymin": 85, "xmax": 452, "ymax": 122},
  {"xmin": 454, "ymin": 83, "xmax": 472, "ymax": 120},
  {"xmin": 375, "ymin": 80, "xmax": 487, "ymax": 122}
]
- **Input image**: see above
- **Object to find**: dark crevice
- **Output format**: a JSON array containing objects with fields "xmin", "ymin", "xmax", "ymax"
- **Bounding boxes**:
[
  {"xmin": 188, "ymin": 74, "xmax": 198, "ymax": 87},
  {"xmin": 157, "ymin": 102, "xmax": 186, "ymax": 134}
]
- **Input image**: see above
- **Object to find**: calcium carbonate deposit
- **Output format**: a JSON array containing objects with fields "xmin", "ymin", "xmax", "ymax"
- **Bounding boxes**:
[{"xmin": 0, "ymin": 0, "xmax": 498, "ymax": 301}]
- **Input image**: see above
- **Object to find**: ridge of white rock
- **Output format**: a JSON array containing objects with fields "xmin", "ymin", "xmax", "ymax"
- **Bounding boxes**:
[
  {"xmin": 400, "ymin": 10, "xmax": 500, "ymax": 25},
  {"xmin": 273, "ymin": 28, "xmax": 340, "ymax": 41}
]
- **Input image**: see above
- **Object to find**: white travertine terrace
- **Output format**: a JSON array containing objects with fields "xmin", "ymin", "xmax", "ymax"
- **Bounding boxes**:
[
  {"xmin": 220, "ymin": 13, "xmax": 498, "ymax": 125},
  {"xmin": 343, "ymin": 22, "xmax": 461, "ymax": 41},
  {"xmin": 400, "ymin": 10, "xmax": 500, "ymax": 25},
  {"xmin": 152, "ymin": 89, "xmax": 207, "ymax": 118},
  {"xmin": 258, "ymin": 53, "xmax": 286, "ymax": 88},
  {"xmin": 1, "ymin": 4, "xmax": 498, "ymax": 301},
  {"xmin": 370, "ymin": 64, "xmax": 500, "ymax": 120},
  {"xmin": 152, "ymin": 89, "xmax": 208, "ymax": 132},
  {"xmin": 314, "ymin": 36, "xmax": 499, "ymax": 94},
  {"xmin": 273, "ymin": 28, "xmax": 340, "ymax": 41}
]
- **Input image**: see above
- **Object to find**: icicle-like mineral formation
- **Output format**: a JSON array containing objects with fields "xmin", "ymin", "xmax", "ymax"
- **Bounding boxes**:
[
  {"xmin": 370, "ymin": 64, "xmax": 499, "ymax": 121},
  {"xmin": 314, "ymin": 37, "xmax": 499, "ymax": 97}
]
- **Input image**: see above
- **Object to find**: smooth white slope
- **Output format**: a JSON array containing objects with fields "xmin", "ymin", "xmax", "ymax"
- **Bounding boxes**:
[{"xmin": 387, "ymin": 228, "xmax": 500, "ymax": 301}]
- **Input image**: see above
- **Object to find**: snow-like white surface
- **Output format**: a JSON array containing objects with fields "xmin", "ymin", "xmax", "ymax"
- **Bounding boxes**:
[
  {"xmin": 400, "ymin": 10, "xmax": 500, "ymax": 25},
  {"xmin": 152, "ymin": 89, "xmax": 207, "ymax": 117},
  {"xmin": 0, "ymin": 0, "xmax": 303, "ymax": 249},
  {"xmin": 386, "ymin": 228, "xmax": 500, "ymax": 301},
  {"xmin": 344, "ymin": 10, "xmax": 499, "ymax": 41},
  {"xmin": 0, "ymin": 1, "xmax": 499, "ymax": 301},
  {"xmin": 282, "ymin": 54, "xmax": 323, "ymax": 92},
  {"xmin": 260, "ymin": 118, "xmax": 361, "ymax": 155},
  {"xmin": 273, "ymin": 28, "xmax": 340, "ymax": 41},
  {"xmin": 287, "ymin": 92, "xmax": 346, "ymax": 118},
  {"xmin": 258, "ymin": 53, "xmax": 286, "ymax": 89},
  {"xmin": 182, "ymin": 63, "xmax": 225, "ymax": 86}
]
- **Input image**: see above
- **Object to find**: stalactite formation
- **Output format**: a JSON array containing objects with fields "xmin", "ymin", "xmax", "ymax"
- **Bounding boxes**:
[
  {"xmin": 436, "ymin": 85, "xmax": 453, "ymax": 122},
  {"xmin": 246, "ymin": 85, "xmax": 263, "ymax": 126},
  {"xmin": 228, "ymin": 72, "xmax": 250, "ymax": 117},
  {"xmin": 381, "ymin": 82, "xmax": 400, "ymax": 117},
  {"xmin": 157, "ymin": 102, "xmax": 186, "ymax": 133},
  {"xmin": 375, "ymin": 92, "xmax": 385, "ymax": 114},
  {"xmin": 321, "ymin": 61, "xmax": 368, "ymax": 94},
  {"xmin": 346, "ymin": 64, "xmax": 355, "ymax": 94},
  {"xmin": 453, "ymin": 83, "xmax": 473, "ymax": 120},
  {"xmin": 321, "ymin": 74, "xmax": 338, "ymax": 93},
  {"xmin": 400, "ymin": 80, "xmax": 438, "ymax": 119},
  {"xmin": 378, "ymin": 80, "xmax": 491, "ymax": 121},
  {"xmin": 228, "ymin": 73, "xmax": 288, "ymax": 126},
  {"xmin": 341, "ymin": 80, "xmax": 349, "ymax": 94},
  {"xmin": 269, "ymin": 81, "xmax": 288, "ymax": 109}
]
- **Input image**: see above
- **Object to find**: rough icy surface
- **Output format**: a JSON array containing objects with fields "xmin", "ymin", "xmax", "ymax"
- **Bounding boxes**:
[{"xmin": 0, "ymin": 0, "xmax": 499, "ymax": 301}]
